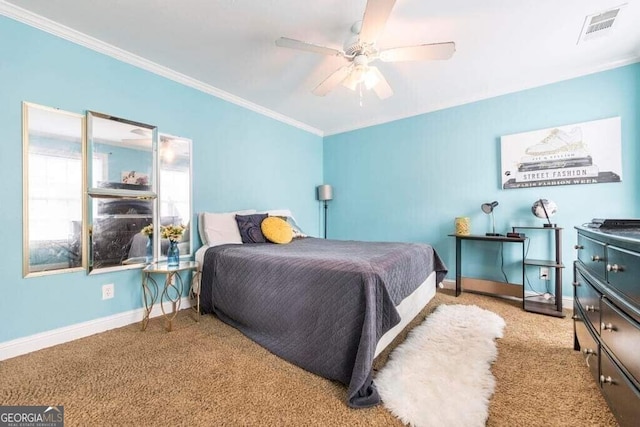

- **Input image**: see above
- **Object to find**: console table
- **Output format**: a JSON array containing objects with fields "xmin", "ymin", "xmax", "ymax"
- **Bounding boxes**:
[
  {"xmin": 450, "ymin": 231, "xmax": 566, "ymax": 317},
  {"xmin": 449, "ymin": 234, "xmax": 526, "ymax": 299}
]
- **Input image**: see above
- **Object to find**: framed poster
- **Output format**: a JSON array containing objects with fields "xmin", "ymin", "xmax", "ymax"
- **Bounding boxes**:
[
  {"xmin": 121, "ymin": 170, "xmax": 149, "ymax": 186},
  {"xmin": 501, "ymin": 117, "xmax": 622, "ymax": 189}
]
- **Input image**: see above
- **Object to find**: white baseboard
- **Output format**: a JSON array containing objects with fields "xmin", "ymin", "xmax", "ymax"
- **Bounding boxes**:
[
  {"xmin": 441, "ymin": 279, "xmax": 573, "ymax": 311},
  {"xmin": 0, "ymin": 296, "xmax": 192, "ymax": 361}
]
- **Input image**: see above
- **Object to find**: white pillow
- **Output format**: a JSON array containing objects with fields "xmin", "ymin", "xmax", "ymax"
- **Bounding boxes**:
[{"xmin": 199, "ymin": 210, "xmax": 256, "ymax": 245}]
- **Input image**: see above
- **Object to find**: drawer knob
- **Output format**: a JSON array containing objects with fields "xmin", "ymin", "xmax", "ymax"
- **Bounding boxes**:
[
  {"xmin": 572, "ymin": 281, "xmax": 581, "ymax": 287},
  {"xmin": 582, "ymin": 348, "xmax": 595, "ymax": 355},
  {"xmin": 591, "ymin": 255, "xmax": 602, "ymax": 262},
  {"xmin": 606, "ymin": 263, "xmax": 623, "ymax": 273},
  {"xmin": 600, "ymin": 375, "xmax": 613, "ymax": 385},
  {"xmin": 601, "ymin": 322, "xmax": 615, "ymax": 331},
  {"xmin": 574, "ymin": 244, "xmax": 584, "ymax": 250},
  {"xmin": 585, "ymin": 305, "xmax": 596, "ymax": 312}
]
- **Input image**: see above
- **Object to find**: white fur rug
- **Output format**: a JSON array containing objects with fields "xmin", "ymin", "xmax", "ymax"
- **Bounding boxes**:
[{"xmin": 375, "ymin": 304, "xmax": 505, "ymax": 427}]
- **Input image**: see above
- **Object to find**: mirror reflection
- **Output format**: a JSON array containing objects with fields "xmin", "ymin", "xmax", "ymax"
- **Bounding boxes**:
[
  {"xmin": 88, "ymin": 114, "xmax": 155, "ymax": 193},
  {"xmin": 160, "ymin": 135, "xmax": 192, "ymax": 258},
  {"xmin": 125, "ymin": 135, "xmax": 192, "ymax": 263},
  {"xmin": 23, "ymin": 102, "xmax": 85, "ymax": 276},
  {"xmin": 86, "ymin": 112, "xmax": 193, "ymax": 271},
  {"xmin": 87, "ymin": 112, "xmax": 157, "ymax": 271}
]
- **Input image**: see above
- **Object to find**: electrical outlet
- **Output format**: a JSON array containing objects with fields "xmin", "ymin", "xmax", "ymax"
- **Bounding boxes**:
[
  {"xmin": 539, "ymin": 267, "xmax": 550, "ymax": 280},
  {"xmin": 102, "ymin": 283, "xmax": 114, "ymax": 300}
]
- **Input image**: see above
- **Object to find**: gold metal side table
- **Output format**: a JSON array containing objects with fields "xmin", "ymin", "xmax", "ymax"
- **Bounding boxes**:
[{"xmin": 141, "ymin": 261, "xmax": 199, "ymax": 332}]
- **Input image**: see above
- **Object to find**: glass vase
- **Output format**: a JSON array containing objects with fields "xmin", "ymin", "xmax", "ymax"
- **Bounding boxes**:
[
  {"xmin": 167, "ymin": 240, "xmax": 179, "ymax": 267},
  {"xmin": 145, "ymin": 235, "xmax": 153, "ymax": 263}
]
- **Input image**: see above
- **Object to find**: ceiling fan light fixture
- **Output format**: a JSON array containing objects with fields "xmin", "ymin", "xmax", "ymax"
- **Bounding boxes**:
[
  {"xmin": 160, "ymin": 141, "xmax": 175, "ymax": 163},
  {"xmin": 342, "ymin": 64, "xmax": 380, "ymax": 91},
  {"xmin": 363, "ymin": 67, "xmax": 380, "ymax": 89},
  {"xmin": 342, "ymin": 65, "xmax": 367, "ymax": 91},
  {"xmin": 342, "ymin": 71, "xmax": 359, "ymax": 91}
]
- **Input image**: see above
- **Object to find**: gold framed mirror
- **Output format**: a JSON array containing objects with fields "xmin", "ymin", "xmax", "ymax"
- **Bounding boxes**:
[
  {"xmin": 22, "ymin": 102, "xmax": 86, "ymax": 277},
  {"xmin": 122, "ymin": 134, "xmax": 193, "ymax": 264},
  {"xmin": 86, "ymin": 111, "xmax": 158, "ymax": 273}
]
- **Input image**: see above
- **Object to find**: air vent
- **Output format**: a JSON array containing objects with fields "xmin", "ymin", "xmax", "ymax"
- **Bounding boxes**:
[{"xmin": 577, "ymin": 4, "xmax": 626, "ymax": 44}]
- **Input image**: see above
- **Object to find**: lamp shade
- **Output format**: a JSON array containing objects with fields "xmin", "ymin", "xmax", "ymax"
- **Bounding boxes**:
[
  {"xmin": 317, "ymin": 184, "xmax": 333, "ymax": 201},
  {"xmin": 481, "ymin": 201, "xmax": 499, "ymax": 214}
]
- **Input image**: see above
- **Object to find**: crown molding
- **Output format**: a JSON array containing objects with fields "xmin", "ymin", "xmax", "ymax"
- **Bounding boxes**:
[
  {"xmin": 324, "ymin": 55, "xmax": 640, "ymax": 136},
  {"xmin": 0, "ymin": 1, "xmax": 324, "ymax": 137}
]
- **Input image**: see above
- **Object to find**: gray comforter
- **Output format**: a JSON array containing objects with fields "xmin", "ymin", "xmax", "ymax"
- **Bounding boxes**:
[{"xmin": 200, "ymin": 238, "xmax": 447, "ymax": 408}]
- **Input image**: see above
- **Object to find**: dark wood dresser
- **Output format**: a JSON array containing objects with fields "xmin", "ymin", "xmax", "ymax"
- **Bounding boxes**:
[{"xmin": 574, "ymin": 225, "xmax": 640, "ymax": 426}]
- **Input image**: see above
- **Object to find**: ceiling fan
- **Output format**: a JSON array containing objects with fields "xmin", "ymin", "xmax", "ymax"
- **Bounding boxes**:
[{"xmin": 275, "ymin": 0, "xmax": 455, "ymax": 99}]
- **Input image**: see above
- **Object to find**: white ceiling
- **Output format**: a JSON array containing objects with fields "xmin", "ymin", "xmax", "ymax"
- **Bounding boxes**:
[{"xmin": 3, "ymin": 0, "xmax": 640, "ymax": 136}]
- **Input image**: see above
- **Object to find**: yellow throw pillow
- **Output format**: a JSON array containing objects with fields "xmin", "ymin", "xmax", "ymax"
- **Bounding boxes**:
[{"xmin": 261, "ymin": 216, "xmax": 293, "ymax": 244}]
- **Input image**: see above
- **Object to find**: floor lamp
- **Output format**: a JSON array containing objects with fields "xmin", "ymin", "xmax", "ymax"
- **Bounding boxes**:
[{"xmin": 316, "ymin": 184, "xmax": 333, "ymax": 239}]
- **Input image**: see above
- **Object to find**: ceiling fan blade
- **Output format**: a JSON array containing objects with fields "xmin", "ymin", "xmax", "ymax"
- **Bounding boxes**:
[
  {"xmin": 380, "ymin": 42, "xmax": 456, "ymax": 62},
  {"xmin": 275, "ymin": 37, "xmax": 344, "ymax": 57},
  {"xmin": 359, "ymin": 0, "xmax": 397, "ymax": 44},
  {"xmin": 312, "ymin": 65, "xmax": 353, "ymax": 96},
  {"xmin": 368, "ymin": 66, "xmax": 393, "ymax": 99},
  {"xmin": 122, "ymin": 138, "xmax": 152, "ymax": 143}
]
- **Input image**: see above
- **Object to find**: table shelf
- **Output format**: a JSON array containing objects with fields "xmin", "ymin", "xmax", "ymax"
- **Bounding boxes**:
[
  {"xmin": 524, "ymin": 258, "xmax": 564, "ymax": 268},
  {"xmin": 514, "ymin": 226, "xmax": 564, "ymax": 317},
  {"xmin": 449, "ymin": 226, "xmax": 565, "ymax": 318}
]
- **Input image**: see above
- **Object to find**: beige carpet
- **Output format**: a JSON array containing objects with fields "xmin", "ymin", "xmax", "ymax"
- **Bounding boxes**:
[{"xmin": 0, "ymin": 290, "xmax": 617, "ymax": 426}]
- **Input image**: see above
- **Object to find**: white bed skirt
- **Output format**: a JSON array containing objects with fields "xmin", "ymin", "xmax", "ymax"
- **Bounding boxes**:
[{"xmin": 375, "ymin": 271, "xmax": 436, "ymax": 357}]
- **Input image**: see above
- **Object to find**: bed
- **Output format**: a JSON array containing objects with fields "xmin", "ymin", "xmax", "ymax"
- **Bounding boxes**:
[{"xmin": 196, "ymin": 212, "xmax": 447, "ymax": 408}]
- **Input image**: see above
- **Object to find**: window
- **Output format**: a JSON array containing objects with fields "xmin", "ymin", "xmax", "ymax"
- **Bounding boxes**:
[
  {"xmin": 160, "ymin": 170, "xmax": 188, "ymax": 218},
  {"xmin": 29, "ymin": 152, "xmax": 81, "ymax": 241}
]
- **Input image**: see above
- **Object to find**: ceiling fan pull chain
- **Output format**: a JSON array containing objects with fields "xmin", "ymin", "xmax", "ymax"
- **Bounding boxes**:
[{"xmin": 359, "ymin": 83, "xmax": 363, "ymax": 107}]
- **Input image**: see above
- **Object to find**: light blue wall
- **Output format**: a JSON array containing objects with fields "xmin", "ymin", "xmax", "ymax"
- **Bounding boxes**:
[
  {"xmin": 98, "ymin": 144, "xmax": 152, "ymax": 184},
  {"xmin": 324, "ymin": 63, "xmax": 640, "ymax": 297},
  {"xmin": 2, "ymin": 12, "xmax": 638, "ymax": 345},
  {"xmin": 0, "ymin": 16, "xmax": 323, "ymax": 342}
]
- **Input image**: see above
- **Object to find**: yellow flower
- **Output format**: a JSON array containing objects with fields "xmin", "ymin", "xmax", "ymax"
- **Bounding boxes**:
[
  {"xmin": 141, "ymin": 224, "xmax": 154, "ymax": 236},
  {"xmin": 161, "ymin": 224, "xmax": 186, "ymax": 242}
]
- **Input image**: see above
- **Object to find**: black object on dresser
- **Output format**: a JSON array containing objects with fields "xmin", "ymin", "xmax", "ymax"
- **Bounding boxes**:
[{"xmin": 574, "ymin": 224, "xmax": 640, "ymax": 426}]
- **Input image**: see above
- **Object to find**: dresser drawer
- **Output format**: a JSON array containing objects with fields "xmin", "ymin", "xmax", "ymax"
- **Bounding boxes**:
[
  {"xmin": 601, "ymin": 298, "xmax": 640, "ymax": 386},
  {"xmin": 606, "ymin": 245, "xmax": 640, "ymax": 310},
  {"xmin": 600, "ymin": 349, "xmax": 640, "ymax": 427},
  {"xmin": 574, "ymin": 268, "xmax": 602, "ymax": 333},
  {"xmin": 574, "ymin": 302, "xmax": 599, "ymax": 382},
  {"xmin": 577, "ymin": 234, "xmax": 606, "ymax": 281}
]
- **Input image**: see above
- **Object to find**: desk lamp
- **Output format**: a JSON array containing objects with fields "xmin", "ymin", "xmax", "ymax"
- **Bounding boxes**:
[
  {"xmin": 532, "ymin": 199, "xmax": 557, "ymax": 228},
  {"xmin": 481, "ymin": 201, "xmax": 500, "ymax": 236}
]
